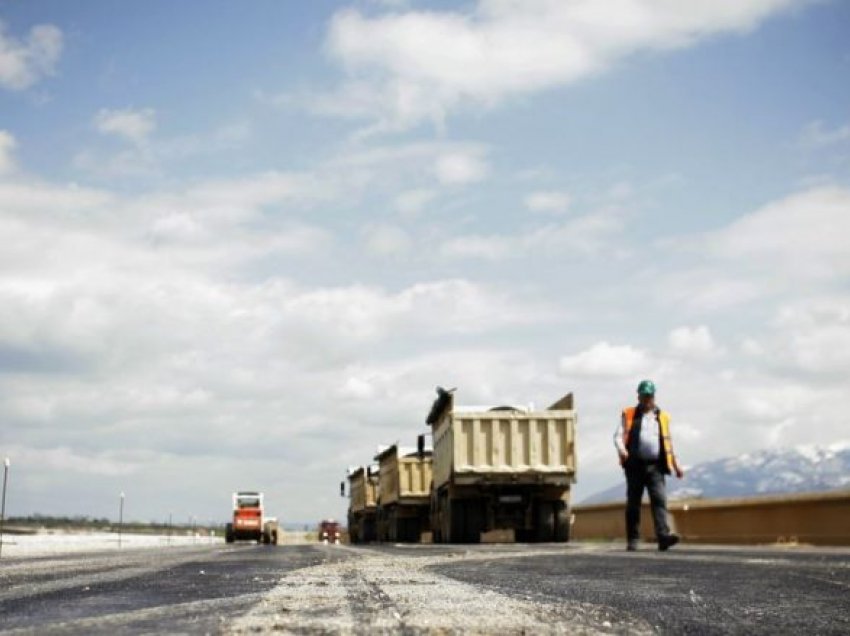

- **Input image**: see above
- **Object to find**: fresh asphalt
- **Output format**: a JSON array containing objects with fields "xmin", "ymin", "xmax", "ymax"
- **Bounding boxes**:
[
  {"xmin": 0, "ymin": 542, "xmax": 848, "ymax": 634},
  {"xmin": 0, "ymin": 544, "xmax": 354, "ymax": 634},
  {"xmin": 422, "ymin": 543, "xmax": 850, "ymax": 634}
]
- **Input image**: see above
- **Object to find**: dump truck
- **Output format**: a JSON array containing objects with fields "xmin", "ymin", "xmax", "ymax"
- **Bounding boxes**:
[
  {"xmin": 224, "ymin": 491, "xmax": 279, "ymax": 545},
  {"xmin": 427, "ymin": 388, "xmax": 577, "ymax": 543},
  {"xmin": 343, "ymin": 466, "xmax": 379, "ymax": 543},
  {"xmin": 375, "ymin": 441, "xmax": 433, "ymax": 543},
  {"xmin": 318, "ymin": 519, "xmax": 342, "ymax": 544}
]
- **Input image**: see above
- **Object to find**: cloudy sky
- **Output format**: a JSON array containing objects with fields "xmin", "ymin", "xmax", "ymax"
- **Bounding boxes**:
[{"xmin": 1, "ymin": 0, "xmax": 848, "ymax": 524}]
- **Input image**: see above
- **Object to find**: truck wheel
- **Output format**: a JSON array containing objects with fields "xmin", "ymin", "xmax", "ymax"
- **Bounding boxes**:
[
  {"xmin": 535, "ymin": 501, "xmax": 556, "ymax": 543},
  {"xmin": 225, "ymin": 523, "xmax": 235, "ymax": 544},
  {"xmin": 262, "ymin": 531, "xmax": 270, "ymax": 545},
  {"xmin": 554, "ymin": 502, "xmax": 570, "ymax": 543}
]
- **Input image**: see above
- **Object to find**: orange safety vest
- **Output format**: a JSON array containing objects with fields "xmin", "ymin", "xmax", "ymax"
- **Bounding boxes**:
[{"xmin": 622, "ymin": 406, "xmax": 675, "ymax": 474}]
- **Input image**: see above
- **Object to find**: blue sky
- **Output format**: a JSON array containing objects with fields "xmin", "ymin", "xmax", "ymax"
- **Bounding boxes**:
[{"xmin": 0, "ymin": 0, "xmax": 848, "ymax": 524}]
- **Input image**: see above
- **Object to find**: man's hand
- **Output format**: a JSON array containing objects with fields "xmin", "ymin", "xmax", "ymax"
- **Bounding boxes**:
[
  {"xmin": 675, "ymin": 465, "xmax": 685, "ymax": 479},
  {"xmin": 619, "ymin": 450, "xmax": 629, "ymax": 464}
]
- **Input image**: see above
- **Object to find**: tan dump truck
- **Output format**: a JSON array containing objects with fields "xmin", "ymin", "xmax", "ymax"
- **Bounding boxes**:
[
  {"xmin": 427, "ymin": 388, "xmax": 577, "ymax": 543},
  {"xmin": 375, "ymin": 441, "xmax": 433, "ymax": 543},
  {"xmin": 345, "ymin": 466, "xmax": 379, "ymax": 543}
]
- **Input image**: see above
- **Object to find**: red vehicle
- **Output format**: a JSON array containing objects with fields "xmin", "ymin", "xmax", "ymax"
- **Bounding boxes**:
[
  {"xmin": 225, "ymin": 491, "xmax": 278, "ymax": 544},
  {"xmin": 318, "ymin": 519, "xmax": 341, "ymax": 544}
]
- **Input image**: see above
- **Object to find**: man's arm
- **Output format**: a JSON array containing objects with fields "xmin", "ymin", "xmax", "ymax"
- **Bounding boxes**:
[
  {"xmin": 668, "ymin": 421, "xmax": 685, "ymax": 478},
  {"xmin": 614, "ymin": 414, "xmax": 628, "ymax": 463}
]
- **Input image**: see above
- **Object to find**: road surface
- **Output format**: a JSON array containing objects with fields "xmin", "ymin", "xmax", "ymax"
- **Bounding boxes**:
[{"xmin": 0, "ymin": 542, "xmax": 848, "ymax": 634}]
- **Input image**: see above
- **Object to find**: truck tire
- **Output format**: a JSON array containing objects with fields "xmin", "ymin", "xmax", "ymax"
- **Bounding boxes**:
[
  {"xmin": 535, "ymin": 501, "xmax": 556, "ymax": 543},
  {"xmin": 225, "ymin": 523, "xmax": 235, "ymax": 544},
  {"xmin": 262, "ymin": 531, "xmax": 271, "ymax": 545},
  {"xmin": 554, "ymin": 502, "xmax": 570, "ymax": 543}
]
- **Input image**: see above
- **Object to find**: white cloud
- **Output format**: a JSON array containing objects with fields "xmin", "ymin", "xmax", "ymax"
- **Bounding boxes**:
[
  {"xmin": 709, "ymin": 185, "xmax": 850, "ymax": 280},
  {"xmin": 323, "ymin": 0, "xmax": 805, "ymax": 130},
  {"xmin": 339, "ymin": 376, "xmax": 377, "ymax": 400},
  {"xmin": 363, "ymin": 224, "xmax": 412, "ymax": 256},
  {"xmin": 559, "ymin": 341, "xmax": 650, "ymax": 377},
  {"xmin": 0, "ymin": 130, "xmax": 16, "ymax": 174},
  {"xmin": 0, "ymin": 21, "xmax": 62, "ymax": 90},
  {"xmin": 659, "ymin": 185, "xmax": 850, "ymax": 311},
  {"xmin": 668, "ymin": 325, "xmax": 717, "ymax": 357},
  {"xmin": 774, "ymin": 298, "xmax": 850, "ymax": 374},
  {"xmin": 75, "ymin": 120, "xmax": 254, "ymax": 180},
  {"xmin": 440, "ymin": 212, "xmax": 622, "ymax": 260},
  {"xmin": 799, "ymin": 120, "xmax": 850, "ymax": 148},
  {"xmin": 434, "ymin": 151, "xmax": 488, "ymax": 185},
  {"xmin": 525, "ymin": 190, "xmax": 571, "ymax": 215},
  {"xmin": 741, "ymin": 338, "xmax": 764, "ymax": 357},
  {"xmin": 368, "ymin": 0, "xmax": 411, "ymax": 7},
  {"xmin": 5, "ymin": 445, "xmax": 142, "ymax": 476},
  {"xmin": 394, "ymin": 188, "xmax": 436, "ymax": 217},
  {"xmin": 94, "ymin": 108, "xmax": 157, "ymax": 144}
]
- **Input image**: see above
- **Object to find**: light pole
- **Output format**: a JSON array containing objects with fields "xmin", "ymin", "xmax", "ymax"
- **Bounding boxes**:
[
  {"xmin": 168, "ymin": 512, "xmax": 172, "ymax": 546},
  {"xmin": 0, "ymin": 458, "xmax": 9, "ymax": 559},
  {"xmin": 118, "ymin": 492, "xmax": 125, "ymax": 549}
]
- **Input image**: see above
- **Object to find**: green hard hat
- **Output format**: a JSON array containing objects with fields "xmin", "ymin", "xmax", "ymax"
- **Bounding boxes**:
[{"xmin": 637, "ymin": 380, "xmax": 656, "ymax": 395}]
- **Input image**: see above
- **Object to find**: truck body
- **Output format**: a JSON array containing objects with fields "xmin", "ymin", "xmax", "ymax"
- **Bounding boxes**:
[
  {"xmin": 375, "ymin": 444, "xmax": 433, "ymax": 543},
  {"xmin": 318, "ymin": 519, "xmax": 341, "ymax": 544},
  {"xmin": 225, "ymin": 491, "xmax": 279, "ymax": 545},
  {"xmin": 428, "ymin": 389, "xmax": 577, "ymax": 543},
  {"xmin": 346, "ymin": 467, "xmax": 379, "ymax": 543}
]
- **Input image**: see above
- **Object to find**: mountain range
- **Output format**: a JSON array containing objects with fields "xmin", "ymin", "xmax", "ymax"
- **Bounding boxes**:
[{"xmin": 582, "ymin": 441, "xmax": 850, "ymax": 504}]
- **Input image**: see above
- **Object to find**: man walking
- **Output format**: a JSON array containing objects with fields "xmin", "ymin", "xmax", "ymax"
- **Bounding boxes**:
[{"xmin": 614, "ymin": 380, "xmax": 685, "ymax": 551}]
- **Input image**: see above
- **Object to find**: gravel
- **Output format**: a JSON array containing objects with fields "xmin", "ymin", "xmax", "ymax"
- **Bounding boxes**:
[{"xmin": 230, "ymin": 545, "xmax": 649, "ymax": 634}]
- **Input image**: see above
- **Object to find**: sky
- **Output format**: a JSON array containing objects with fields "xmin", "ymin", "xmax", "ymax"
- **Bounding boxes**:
[{"xmin": 0, "ymin": 0, "xmax": 848, "ymax": 525}]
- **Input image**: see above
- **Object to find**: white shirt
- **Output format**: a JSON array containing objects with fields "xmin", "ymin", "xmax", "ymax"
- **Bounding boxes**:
[{"xmin": 614, "ymin": 408, "xmax": 662, "ymax": 460}]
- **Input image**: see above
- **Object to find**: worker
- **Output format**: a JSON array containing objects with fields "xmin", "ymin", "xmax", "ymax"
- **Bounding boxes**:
[{"xmin": 614, "ymin": 380, "xmax": 685, "ymax": 551}]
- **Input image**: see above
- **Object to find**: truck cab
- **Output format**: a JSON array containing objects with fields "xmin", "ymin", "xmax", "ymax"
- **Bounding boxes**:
[
  {"xmin": 318, "ymin": 519, "xmax": 341, "ymax": 544},
  {"xmin": 225, "ymin": 491, "xmax": 278, "ymax": 544}
]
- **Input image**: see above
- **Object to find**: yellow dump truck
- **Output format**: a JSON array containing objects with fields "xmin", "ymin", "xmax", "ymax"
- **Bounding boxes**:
[
  {"xmin": 345, "ymin": 466, "xmax": 379, "ymax": 543},
  {"xmin": 427, "ymin": 388, "xmax": 577, "ymax": 543},
  {"xmin": 375, "ymin": 442, "xmax": 433, "ymax": 543}
]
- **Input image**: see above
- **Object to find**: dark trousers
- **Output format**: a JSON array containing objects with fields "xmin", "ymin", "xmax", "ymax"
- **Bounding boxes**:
[{"xmin": 625, "ymin": 460, "xmax": 670, "ymax": 541}]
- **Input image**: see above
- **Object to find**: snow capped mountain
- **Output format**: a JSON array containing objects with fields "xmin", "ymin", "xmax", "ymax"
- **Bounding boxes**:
[{"xmin": 582, "ymin": 441, "xmax": 850, "ymax": 504}]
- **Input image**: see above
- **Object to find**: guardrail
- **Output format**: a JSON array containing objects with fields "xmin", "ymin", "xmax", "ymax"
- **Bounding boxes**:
[{"xmin": 572, "ymin": 490, "xmax": 850, "ymax": 546}]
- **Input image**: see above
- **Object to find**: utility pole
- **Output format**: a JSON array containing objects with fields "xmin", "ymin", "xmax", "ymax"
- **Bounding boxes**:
[
  {"xmin": 0, "ymin": 458, "xmax": 9, "ymax": 559},
  {"xmin": 118, "ymin": 492, "xmax": 125, "ymax": 549},
  {"xmin": 168, "ymin": 512, "xmax": 172, "ymax": 546}
]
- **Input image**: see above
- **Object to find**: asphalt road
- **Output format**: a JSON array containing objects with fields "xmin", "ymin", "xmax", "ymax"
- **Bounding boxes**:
[{"xmin": 0, "ymin": 542, "xmax": 848, "ymax": 634}]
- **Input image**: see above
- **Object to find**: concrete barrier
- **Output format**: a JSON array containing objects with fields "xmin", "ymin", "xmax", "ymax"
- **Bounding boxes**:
[
  {"xmin": 572, "ymin": 490, "xmax": 850, "ymax": 546},
  {"xmin": 571, "ymin": 501, "xmax": 657, "ymax": 542}
]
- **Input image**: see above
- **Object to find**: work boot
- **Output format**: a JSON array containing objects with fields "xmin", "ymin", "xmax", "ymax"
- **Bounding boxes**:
[
  {"xmin": 658, "ymin": 534, "xmax": 680, "ymax": 551},
  {"xmin": 626, "ymin": 541, "xmax": 638, "ymax": 552}
]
